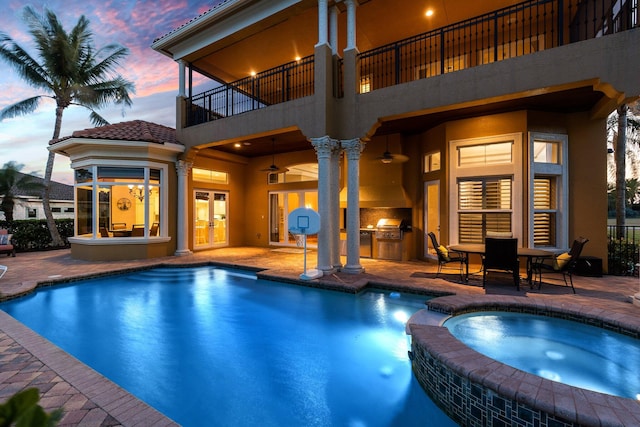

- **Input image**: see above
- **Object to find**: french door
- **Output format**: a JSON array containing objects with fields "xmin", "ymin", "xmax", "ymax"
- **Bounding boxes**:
[
  {"xmin": 424, "ymin": 180, "xmax": 440, "ymax": 259},
  {"xmin": 194, "ymin": 190, "xmax": 228, "ymax": 249},
  {"xmin": 269, "ymin": 190, "xmax": 318, "ymax": 247}
]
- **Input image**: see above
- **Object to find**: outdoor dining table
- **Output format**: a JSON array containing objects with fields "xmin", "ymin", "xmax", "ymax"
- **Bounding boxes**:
[{"xmin": 448, "ymin": 243, "xmax": 555, "ymax": 285}]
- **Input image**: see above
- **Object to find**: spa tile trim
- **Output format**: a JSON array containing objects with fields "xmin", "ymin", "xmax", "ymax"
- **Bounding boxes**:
[{"xmin": 408, "ymin": 295, "xmax": 640, "ymax": 427}]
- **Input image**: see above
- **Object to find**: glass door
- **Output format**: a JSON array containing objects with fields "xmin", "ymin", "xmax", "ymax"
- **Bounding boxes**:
[
  {"xmin": 194, "ymin": 190, "xmax": 228, "ymax": 249},
  {"xmin": 424, "ymin": 180, "xmax": 440, "ymax": 259},
  {"xmin": 269, "ymin": 190, "xmax": 317, "ymax": 247}
]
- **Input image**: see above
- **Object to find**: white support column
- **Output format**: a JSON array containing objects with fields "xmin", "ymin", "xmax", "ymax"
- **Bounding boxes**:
[
  {"xmin": 330, "ymin": 144, "xmax": 342, "ymax": 269},
  {"xmin": 329, "ymin": 5, "xmax": 338, "ymax": 56},
  {"xmin": 311, "ymin": 136, "xmax": 339, "ymax": 274},
  {"xmin": 341, "ymin": 138, "xmax": 365, "ymax": 274},
  {"xmin": 345, "ymin": 0, "xmax": 357, "ymax": 51},
  {"xmin": 178, "ymin": 60, "xmax": 186, "ymax": 97},
  {"xmin": 316, "ymin": 0, "xmax": 329, "ymax": 47},
  {"xmin": 175, "ymin": 160, "xmax": 192, "ymax": 256}
]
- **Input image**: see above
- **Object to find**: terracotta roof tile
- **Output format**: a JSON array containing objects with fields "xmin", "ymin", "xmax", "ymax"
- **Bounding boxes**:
[{"xmin": 52, "ymin": 120, "xmax": 181, "ymax": 146}]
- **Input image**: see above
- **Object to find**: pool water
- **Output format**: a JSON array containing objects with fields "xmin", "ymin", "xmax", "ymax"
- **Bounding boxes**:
[
  {"xmin": 0, "ymin": 266, "xmax": 457, "ymax": 427},
  {"xmin": 444, "ymin": 311, "xmax": 640, "ymax": 399}
]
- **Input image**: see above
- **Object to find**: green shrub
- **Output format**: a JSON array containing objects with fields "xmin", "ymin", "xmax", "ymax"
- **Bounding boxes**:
[
  {"xmin": 607, "ymin": 239, "xmax": 639, "ymax": 275},
  {"xmin": 0, "ymin": 219, "xmax": 73, "ymax": 252},
  {"xmin": 0, "ymin": 388, "xmax": 62, "ymax": 427}
]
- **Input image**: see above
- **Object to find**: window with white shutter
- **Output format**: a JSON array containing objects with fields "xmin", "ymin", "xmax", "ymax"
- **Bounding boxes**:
[{"xmin": 529, "ymin": 133, "xmax": 568, "ymax": 249}]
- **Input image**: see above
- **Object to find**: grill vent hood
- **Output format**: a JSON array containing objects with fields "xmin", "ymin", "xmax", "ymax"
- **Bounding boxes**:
[{"xmin": 339, "ymin": 184, "xmax": 411, "ymax": 208}]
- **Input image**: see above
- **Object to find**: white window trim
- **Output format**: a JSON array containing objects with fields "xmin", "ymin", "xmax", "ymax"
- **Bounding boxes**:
[
  {"xmin": 71, "ymin": 160, "xmax": 169, "ymax": 241},
  {"xmin": 268, "ymin": 190, "xmax": 318, "ymax": 247},
  {"xmin": 449, "ymin": 133, "xmax": 523, "ymax": 244},
  {"xmin": 424, "ymin": 151, "xmax": 441, "ymax": 173},
  {"xmin": 528, "ymin": 132, "xmax": 568, "ymax": 250}
]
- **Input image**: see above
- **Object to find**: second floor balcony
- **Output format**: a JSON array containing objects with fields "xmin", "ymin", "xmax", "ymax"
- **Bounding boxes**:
[{"xmin": 181, "ymin": 0, "xmax": 639, "ymax": 127}]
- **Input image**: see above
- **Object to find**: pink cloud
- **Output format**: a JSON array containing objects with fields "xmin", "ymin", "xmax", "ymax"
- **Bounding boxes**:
[{"xmin": 1, "ymin": 0, "xmax": 216, "ymax": 138}]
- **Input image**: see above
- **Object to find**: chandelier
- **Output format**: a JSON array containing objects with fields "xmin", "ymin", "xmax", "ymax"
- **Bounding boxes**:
[{"xmin": 128, "ymin": 185, "xmax": 145, "ymax": 202}]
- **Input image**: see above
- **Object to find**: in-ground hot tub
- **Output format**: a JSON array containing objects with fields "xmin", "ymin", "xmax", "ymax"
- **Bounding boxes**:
[
  {"xmin": 443, "ymin": 311, "xmax": 640, "ymax": 399},
  {"xmin": 407, "ymin": 295, "xmax": 640, "ymax": 427}
]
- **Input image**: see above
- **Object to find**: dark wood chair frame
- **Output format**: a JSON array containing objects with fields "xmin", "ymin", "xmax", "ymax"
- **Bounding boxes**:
[
  {"xmin": 428, "ymin": 232, "xmax": 466, "ymax": 282},
  {"xmin": 482, "ymin": 237, "xmax": 520, "ymax": 290},
  {"xmin": 533, "ymin": 237, "xmax": 589, "ymax": 294}
]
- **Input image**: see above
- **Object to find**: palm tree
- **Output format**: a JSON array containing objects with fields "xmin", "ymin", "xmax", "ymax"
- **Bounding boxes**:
[
  {"xmin": 0, "ymin": 162, "xmax": 44, "ymax": 222},
  {"xmin": 615, "ymin": 104, "xmax": 628, "ymax": 238},
  {"xmin": 607, "ymin": 102, "xmax": 640, "ymax": 238},
  {"xmin": 0, "ymin": 6, "xmax": 134, "ymax": 246}
]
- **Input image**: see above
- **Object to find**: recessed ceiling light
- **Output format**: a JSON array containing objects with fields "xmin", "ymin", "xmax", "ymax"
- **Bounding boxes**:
[
  {"xmin": 425, "ymin": 9, "xmax": 434, "ymax": 17},
  {"xmin": 250, "ymin": 71, "xmax": 256, "ymax": 77},
  {"xmin": 234, "ymin": 143, "xmax": 241, "ymax": 148},
  {"xmin": 295, "ymin": 56, "xmax": 301, "ymax": 61}
]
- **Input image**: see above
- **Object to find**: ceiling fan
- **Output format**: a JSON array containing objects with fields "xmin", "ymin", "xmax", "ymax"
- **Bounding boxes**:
[
  {"xmin": 260, "ymin": 138, "xmax": 289, "ymax": 172},
  {"xmin": 377, "ymin": 137, "xmax": 409, "ymax": 164}
]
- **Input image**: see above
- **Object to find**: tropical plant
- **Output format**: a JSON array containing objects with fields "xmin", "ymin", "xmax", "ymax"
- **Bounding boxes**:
[
  {"xmin": 0, "ymin": 161, "xmax": 44, "ymax": 222},
  {"xmin": 0, "ymin": 388, "xmax": 62, "ymax": 427},
  {"xmin": 0, "ymin": 6, "xmax": 134, "ymax": 246},
  {"xmin": 608, "ymin": 101, "xmax": 640, "ymax": 238}
]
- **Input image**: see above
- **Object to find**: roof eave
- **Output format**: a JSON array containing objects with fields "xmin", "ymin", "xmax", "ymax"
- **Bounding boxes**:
[{"xmin": 150, "ymin": 0, "xmax": 255, "ymax": 57}]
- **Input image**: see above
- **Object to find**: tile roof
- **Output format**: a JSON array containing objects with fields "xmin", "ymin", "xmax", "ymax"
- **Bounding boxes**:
[
  {"xmin": 52, "ymin": 120, "xmax": 181, "ymax": 146},
  {"xmin": 8, "ymin": 172, "xmax": 74, "ymax": 201},
  {"xmin": 152, "ymin": 0, "xmax": 231, "ymax": 45}
]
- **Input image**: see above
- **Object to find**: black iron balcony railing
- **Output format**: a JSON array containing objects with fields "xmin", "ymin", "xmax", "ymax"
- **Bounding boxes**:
[
  {"xmin": 187, "ymin": 0, "xmax": 638, "ymax": 126},
  {"xmin": 358, "ymin": 0, "xmax": 639, "ymax": 92},
  {"xmin": 608, "ymin": 225, "xmax": 640, "ymax": 275},
  {"xmin": 187, "ymin": 55, "xmax": 314, "ymax": 126},
  {"xmin": 435, "ymin": 224, "xmax": 640, "ymax": 276}
]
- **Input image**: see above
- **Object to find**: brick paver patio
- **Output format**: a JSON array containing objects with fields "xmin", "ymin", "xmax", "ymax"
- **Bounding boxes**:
[{"xmin": 0, "ymin": 247, "xmax": 638, "ymax": 425}]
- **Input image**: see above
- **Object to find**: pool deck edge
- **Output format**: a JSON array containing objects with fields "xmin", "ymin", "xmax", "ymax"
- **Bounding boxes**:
[{"xmin": 0, "ymin": 310, "xmax": 179, "ymax": 427}]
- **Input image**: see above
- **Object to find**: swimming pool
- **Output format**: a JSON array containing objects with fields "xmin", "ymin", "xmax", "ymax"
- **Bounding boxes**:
[
  {"xmin": 0, "ymin": 266, "xmax": 457, "ymax": 427},
  {"xmin": 443, "ymin": 311, "xmax": 640, "ymax": 399}
]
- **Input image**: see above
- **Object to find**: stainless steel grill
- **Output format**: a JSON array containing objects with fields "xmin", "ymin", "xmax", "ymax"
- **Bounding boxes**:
[
  {"xmin": 375, "ymin": 218, "xmax": 405, "ymax": 260},
  {"xmin": 375, "ymin": 218, "xmax": 404, "ymax": 240}
]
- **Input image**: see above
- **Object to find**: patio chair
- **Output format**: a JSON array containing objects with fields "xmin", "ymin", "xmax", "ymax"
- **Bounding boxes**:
[
  {"xmin": 482, "ymin": 237, "xmax": 520, "ymax": 290},
  {"xmin": 150, "ymin": 222, "xmax": 159, "ymax": 236},
  {"xmin": 428, "ymin": 232, "xmax": 466, "ymax": 281},
  {"xmin": 0, "ymin": 229, "xmax": 15, "ymax": 257},
  {"xmin": 112, "ymin": 222, "xmax": 127, "ymax": 230},
  {"xmin": 0, "ymin": 264, "xmax": 6, "ymax": 279},
  {"xmin": 533, "ymin": 237, "xmax": 588, "ymax": 294},
  {"xmin": 131, "ymin": 224, "xmax": 145, "ymax": 237},
  {"xmin": 486, "ymin": 231, "xmax": 513, "ymax": 238}
]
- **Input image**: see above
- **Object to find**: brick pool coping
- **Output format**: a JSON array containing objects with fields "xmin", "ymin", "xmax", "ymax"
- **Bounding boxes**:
[
  {"xmin": 0, "ymin": 310, "xmax": 178, "ymax": 426},
  {"xmin": 408, "ymin": 295, "xmax": 640, "ymax": 427}
]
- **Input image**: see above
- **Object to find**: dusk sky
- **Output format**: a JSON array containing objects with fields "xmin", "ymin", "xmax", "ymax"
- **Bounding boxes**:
[{"xmin": 0, "ymin": 0, "xmax": 218, "ymax": 184}]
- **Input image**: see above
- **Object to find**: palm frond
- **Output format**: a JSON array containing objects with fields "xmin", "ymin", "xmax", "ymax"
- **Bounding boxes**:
[
  {"xmin": 75, "ymin": 77, "xmax": 134, "ymax": 109},
  {"xmin": 0, "ymin": 34, "xmax": 51, "ymax": 89},
  {"xmin": 0, "ymin": 161, "xmax": 43, "ymax": 197},
  {"xmin": 88, "ymin": 111, "xmax": 110, "ymax": 127},
  {"xmin": 0, "ymin": 96, "xmax": 43, "ymax": 120},
  {"xmin": 86, "ymin": 45, "xmax": 130, "ymax": 81},
  {"xmin": 3, "ymin": 6, "xmax": 134, "ymax": 129}
]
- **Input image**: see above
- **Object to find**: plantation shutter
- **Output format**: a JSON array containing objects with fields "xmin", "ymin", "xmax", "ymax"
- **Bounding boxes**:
[{"xmin": 533, "ymin": 178, "xmax": 556, "ymax": 246}]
